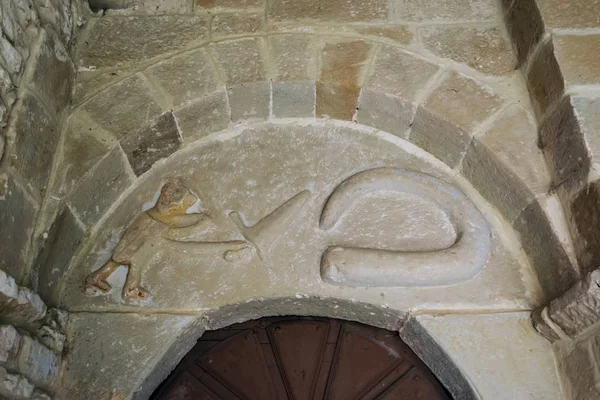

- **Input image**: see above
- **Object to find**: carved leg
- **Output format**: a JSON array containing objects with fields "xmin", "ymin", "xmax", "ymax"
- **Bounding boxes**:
[
  {"xmin": 122, "ymin": 264, "xmax": 149, "ymax": 301},
  {"xmin": 85, "ymin": 259, "xmax": 120, "ymax": 293}
]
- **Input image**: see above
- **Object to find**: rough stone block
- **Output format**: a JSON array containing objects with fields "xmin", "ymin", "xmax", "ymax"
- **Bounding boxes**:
[
  {"xmin": 526, "ymin": 39, "xmax": 564, "ymax": 120},
  {"xmin": 37, "ymin": 324, "xmax": 65, "ymax": 355},
  {"xmin": 0, "ymin": 175, "xmax": 38, "ymax": 283},
  {"xmin": 79, "ymin": 16, "xmax": 209, "ymax": 69},
  {"xmin": 33, "ymin": 0, "xmax": 74, "ymax": 46},
  {"xmin": 568, "ymin": 180, "xmax": 600, "ymax": 275},
  {"xmin": 503, "ymin": 0, "xmax": 545, "ymax": 65},
  {"xmin": 410, "ymin": 73, "xmax": 503, "ymax": 168},
  {"xmin": 228, "ymin": 82, "xmax": 270, "ymax": 122},
  {"xmin": 269, "ymin": 34, "xmax": 315, "ymax": 82},
  {"xmin": 0, "ymin": 325, "xmax": 20, "ymax": 365},
  {"xmin": 144, "ymin": 48, "xmax": 218, "ymax": 108},
  {"xmin": 461, "ymin": 105, "xmax": 550, "ymax": 222},
  {"xmin": 0, "ymin": 366, "xmax": 34, "ymax": 399},
  {"xmin": 267, "ymin": 0, "xmax": 388, "ymax": 22},
  {"xmin": 272, "ymin": 81, "xmax": 315, "ymax": 118},
  {"xmin": 420, "ymin": 26, "xmax": 516, "ymax": 76},
  {"xmin": 316, "ymin": 82, "xmax": 359, "ymax": 121},
  {"xmin": 67, "ymin": 146, "xmax": 135, "ymax": 227},
  {"xmin": 34, "ymin": 205, "xmax": 84, "ymax": 305},
  {"xmin": 82, "ymin": 73, "xmax": 164, "ymax": 140},
  {"xmin": 121, "ymin": 111, "xmax": 182, "ymax": 176},
  {"xmin": 365, "ymin": 44, "xmax": 438, "ymax": 100},
  {"xmin": 357, "ymin": 89, "xmax": 414, "ymax": 137},
  {"xmin": 211, "ymin": 12, "xmax": 263, "ymax": 37},
  {"xmin": 512, "ymin": 198, "xmax": 579, "ymax": 300},
  {"xmin": 2, "ymin": 287, "xmax": 48, "ymax": 325},
  {"xmin": 10, "ymin": 93, "xmax": 60, "ymax": 195},
  {"xmin": 0, "ymin": 67, "xmax": 16, "ymax": 108},
  {"xmin": 28, "ymin": 28, "xmax": 74, "ymax": 116},
  {"xmin": 357, "ymin": 26, "xmax": 413, "ymax": 44},
  {"xmin": 31, "ymin": 389, "xmax": 52, "ymax": 400},
  {"xmin": 395, "ymin": 0, "xmax": 497, "ymax": 22},
  {"xmin": 553, "ymin": 34, "xmax": 600, "ymax": 86},
  {"xmin": 536, "ymin": 0, "xmax": 600, "ymax": 29},
  {"xmin": 210, "ymin": 37, "xmax": 266, "ymax": 85},
  {"xmin": 173, "ymin": 90, "xmax": 230, "ymax": 141},
  {"xmin": 196, "ymin": 0, "xmax": 262, "ymax": 8},
  {"xmin": 72, "ymin": 70, "xmax": 125, "ymax": 106},
  {"xmin": 103, "ymin": 0, "xmax": 190, "ymax": 14},
  {"xmin": 16, "ymin": 336, "xmax": 59, "ymax": 387},
  {"xmin": 0, "ymin": 36, "xmax": 23, "ymax": 77}
]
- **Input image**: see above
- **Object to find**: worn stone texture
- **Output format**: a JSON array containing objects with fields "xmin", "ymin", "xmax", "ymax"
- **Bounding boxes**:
[
  {"xmin": 67, "ymin": 146, "xmax": 134, "ymax": 227},
  {"xmin": 196, "ymin": 0, "xmax": 262, "ymax": 8},
  {"xmin": 462, "ymin": 105, "xmax": 550, "ymax": 223},
  {"xmin": 513, "ymin": 198, "xmax": 579, "ymax": 300},
  {"xmin": 526, "ymin": 39, "xmax": 564, "ymax": 120},
  {"xmin": 569, "ymin": 180, "xmax": 600, "ymax": 276},
  {"xmin": 103, "ymin": 0, "xmax": 191, "ymax": 15},
  {"xmin": 58, "ymin": 313, "xmax": 201, "ymax": 400},
  {"xmin": 272, "ymin": 81, "xmax": 315, "ymax": 118},
  {"xmin": 410, "ymin": 73, "xmax": 503, "ymax": 168},
  {"xmin": 0, "ymin": 175, "xmax": 38, "ymax": 283},
  {"xmin": 144, "ymin": 48, "xmax": 219, "ymax": 108},
  {"xmin": 553, "ymin": 34, "xmax": 600, "ymax": 87},
  {"xmin": 412, "ymin": 313, "xmax": 562, "ymax": 400},
  {"xmin": 420, "ymin": 26, "xmax": 516, "ymax": 75},
  {"xmin": 0, "ymin": 35, "xmax": 23, "ymax": 77},
  {"xmin": 31, "ymin": 389, "xmax": 52, "ymax": 400},
  {"xmin": 34, "ymin": 205, "xmax": 84, "ymax": 306},
  {"xmin": 16, "ymin": 335, "xmax": 59, "ymax": 387},
  {"xmin": 82, "ymin": 73, "xmax": 164, "ymax": 140},
  {"xmin": 72, "ymin": 69, "xmax": 127, "ymax": 106},
  {"xmin": 536, "ymin": 0, "xmax": 600, "ymax": 29},
  {"xmin": 121, "ymin": 111, "xmax": 182, "ymax": 176},
  {"xmin": 395, "ymin": 0, "xmax": 497, "ymax": 22},
  {"xmin": 357, "ymin": 26, "xmax": 413, "ymax": 44},
  {"xmin": 269, "ymin": 35, "xmax": 315, "ymax": 82},
  {"xmin": 228, "ymin": 82, "xmax": 270, "ymax": 122},
  {"xmin": 173, "ymin": 90, "xmax": 230, "ymax": 141},
  {"xmin": 267, "ymin": 0, "xmax": 389, "ymax": 22},
  {"xmin": 10, "ymin": 93, "xmax": 60, "ymax": 195},
  {"xmin": 33, "ymin": 0, "xmax": 74, "ymax": 46},
  {"xmin": 0, "ymin": 366, "xmax": 34, "ymax": 399},
  {"xmin": 357, "ymin": 89, "xmax": 414, "ymax": 137},
  {"xmin": 210, "ymin": 37, "xmax": 265, "ymax": 85},
  {"xmin": 211, "ymin": 12, "xmax": 263, "ymax": 37},
  {"xmin": 0, "ymin": 325, "xmax": 20, "ymax": 366},
  {"xmin": 79, "ymin": 16, "xmax": 209, "ymax": 69},
  {"xmin": 0, "ymin": 284, "xmax": 47, "ymax": 326},
  {"xmin": 503, "ymin": 0, "xmax": 545, "ymax": 65},
  {"xmin": 0, "ymin": 67, "xmax": 16, "ymax": 109}
]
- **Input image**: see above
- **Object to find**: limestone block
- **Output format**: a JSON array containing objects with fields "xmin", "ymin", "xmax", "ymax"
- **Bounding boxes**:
[
  {"xmin": 357, "ymin": 26, "xmax": 413, "ymax": 44},
  {"xmin": 16, "ymin": 336, "xmax": 59, "ymax": 386},
  {"xmin": 568, "ymin": 180, "xmax": 600, "ymax": 275},
  {"xmin": 103, "ymin": 0, "xmax": 190, "ymax": 15},
  {"xmin": 173, "ymin": 90, "xmax": 230, "ymax": 141},
  {"xmin": 0, "ymin": 0, "xmax": 33, "ymax": 30},
  {"xmin": 57, "ymin": 313, "xmax": 201, "ymax": 400},
  {"xmin": 210, "ymin": 37, "xmax": 266, "ymax": 85},
  {"xmin": 33, "ymin": 0, "xmax": 74, "ymax": 46},
  {"xmin": 536, "ymin": 0, "xmax": 600, "ymax": 29},
  {"xmin": 553, "ymin": 34, "xmax": 600, "ymax": 86},
  {"xmin": 0, "ymin": 3, "xmax": 29, "ymax": 62},
  {"xmin": 0, "ymin": 325, "xmax": 20, "ymax": 366},
  {"xmin": 144, "ymin": 48, "xmax": 218, "ymax": 108},
  {"xmin": 526, "ymin": 39, "xmax": 564, "ymax": 120},
  {"xmin": 79, "ymin": 16, "xmax": 209, "ymax": 69},
  {"xmin": 71, "ymin": 70, "xmax": 126, "ymax": 107},
  {"xmin": 120, "ymin": 111, "xmax": 182, "ymax": 176},
  {"xmin": 269, "ymin": 35, "xmax": 315, "ymax": 82},
  {"xmin": 267, "ymin": 0, "xmax": 388, "ymax": 22},
  {"xmin": 28, "ymin": 28, "xmax": 74, "ymax": 116},
  {"xmin": 407, "ymin": 313, "xmax": 562, "ymax": 400},
  {"xmin": 0, "ymin": 176, "xmax": 38, "ymax": 283},
  {"xmin": 67, "ymin": 146, "xmax": 135, "ymax": 227},
  {"xmin": 0, "ymin": 36, "xmax": 22, "ymax": 77},
  {"xmin": 420, "ymin": 26, "xmax": 516, "ymax": 76},
  {"xmin": 512, "ymin": 198, "xmax": 579, "ymax": 299},
  {"xmin": 394, "ymin": 0, "xmax": 497, "ymax": 22},
  {"xmin": 0, "ymin": 67, "xmax": 16, "ymax": 108},
  {"xmin": 211, "ymin": 12, "xmax": 263, "ymax": 38},
  {"xmin": 356, "ymin": 89, "xmax": 414, "ymax": 137},
  {"xmin": 228, "ymin": 82, "xmax": 269, "ymax": 122},
  {"xmin": 272, "ymin": 81, "xmax": 314, "ymax": 118},
  {"xmin": 34, "ymin": 205, "xmax": 84, "ymax": 305},
  {"xmin": 410, "ymin": 73, "xmax": 503, "ymax": 168},
  {"xmin": 502, "ymin": 0, "xmax": 545, "ymax": 65},
  {"xmin": 461, "ymin": 105, "xmax": 550, "ymax": 223},
  {"xmin": 10, "ymin": 93, "xmax": 60, "ymax": 195},
  {"xmin": 196, "ymin": 0, "xmax": 262, "ymax": 8},
  {"xmin": 0, "ymin": 366, "xmax": 34, "ymax": 400},
  {"xmin": 82, "ymin": 73, "xmax": 164, "ymax": 140}
]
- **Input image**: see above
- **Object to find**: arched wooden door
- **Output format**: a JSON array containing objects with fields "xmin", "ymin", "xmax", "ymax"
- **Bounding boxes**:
[{"xmin": 152, "ymin": 317, "xmax": 451, "ymax": 400}]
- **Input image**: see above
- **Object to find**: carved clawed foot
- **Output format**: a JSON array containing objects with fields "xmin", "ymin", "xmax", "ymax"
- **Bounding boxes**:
[
  {"xmin": 84, "ymin": 275, "xmax": 112, "ymax": 295},
  {"xmin": 122, "ymin": 286, "xmax": 150, "ymax": 301}
]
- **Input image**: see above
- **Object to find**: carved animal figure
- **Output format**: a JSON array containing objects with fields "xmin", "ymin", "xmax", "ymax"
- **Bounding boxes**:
[{"xmin": 84, "ymin": 179, "xmax": 245, "ymax": 300}]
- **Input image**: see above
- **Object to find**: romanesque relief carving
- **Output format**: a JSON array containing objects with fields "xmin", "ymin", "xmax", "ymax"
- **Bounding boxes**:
[
  {"xmin": 319, "ymin": 167, "xmax": 491, "ymax": 287},
  {"xmin": 84, "ymin": 179, "xmax": 247, "ymax": 300}
]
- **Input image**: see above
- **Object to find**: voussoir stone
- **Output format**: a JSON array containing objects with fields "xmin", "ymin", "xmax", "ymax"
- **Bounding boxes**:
[
  {"xmin": 526, "ymin": 38, "xmax": 565, "ymax": 120},
  {"xmin": 269, "ymin": 35, "xmax": 315, "ymax": 82},
  {"xmin": 79, "ymin": 16, "xmax": 209, "ymax": 69},
  {"xmin": 395, "ymin": 0, "xmax": 497, "ymax": 22},
  {"xmin": 553, "ymin": 34, "xmax": 600, "ymax": 86},
  {"xmin": 144, "ymin": 48, "xmax": 219, "ymax": 108},
  {"xmin": 357, "ymin": 26, "xmax": 413, "ymax": 44},
  {"xmin": 82, "ymin": 73, "xmax": 164, "ymax": 140},
  {"xmin": 272, "ymin": 81, "xmax": 315, "ymax": 118},
  {"xmin": 420, "ymin": 26, "xmax": 516, "ymax": 75},
  {"xmin": 503, "ymin": 0, "xmax": 545, "ymax": 65},
  {"xmin": 461, "ymin": 105, "xmax": 550, "ymax": 222},
  {"xmin": 568, "ymin": 180, "xmax": 600, "ymax": 275},
  {"xmin": 211, "ymin": 12, "xmax": 263, "ymax": 37},
  {"xmin": 210, "ymin": 37, "xmax": 266, "ymax": 85},
  {"xmin": 536, "ymin": 0, "xmax": 600, "ymax": 29},
  {"xmin": 267, "ymin": 0, "xmax": 388, "ymax": 22},
  {"xmin": 228, "ymin": 82, "xmax": 270, "ymax": 122},
  {"xmin": 173, "ymin": 90, "xmax": 230, "ymax": 141},
  {"xmin": 410, "ymin": 73, "xmax": 503, "ymax": 168}
]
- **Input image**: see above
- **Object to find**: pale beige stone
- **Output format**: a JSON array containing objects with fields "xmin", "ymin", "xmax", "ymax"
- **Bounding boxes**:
[
  {"xmin": 144, "ymin": 48, "xmax": 219, "ymax": 107},
  {"xmin": 420, "ymin": 26, "xmax": 516, "ymax": 76},
  {"xmin": 395, "ymin": 0, "xmax": 497, "ymax": 22},
  {"xmin": 272, "ymin": 81, "xmax": 315, "ymax": 118},
  {"xmin": 357, "ymin": 26, "xmax": 413, "ymax": 44},
  {"xmin": 269, "ymin": 35, "xmax": 315, "ymax": 81},
  {"xmin": 536, "ymin": 0, "xmax": 600, "ymax": 29},
  {"xmin": 357, "ymin": 89, "xmax": 414, "ymax": 137},
  {"xmin": 553, "ymin": 34, "xmax": 600, "ymax": 86},
  {"xmin": 104, "ymin": 0, "xmax": 190, "ymax": 14},
  {"xmin": 267, "ymin": 0, "xmax": 388, "ymax": 22},
  {"xmin": 173, "ymin": 90, "xmax": 230, "ymax": 141},
  {"xmin": 211, "ymin": 12, "xmax": 263, "ymax": 37},
  {"xmin": 72, "ymin": 70, "xmax": 127, "ymax": 106},
  {"xmin": 196, "ymin": 0, "xmax": 261, "ymax": 8},
  {"xmin": 210, "ymin": 37, "xmax": 266, "ymax": 85},
  {"xmin": 228, "ymin": 82, "xmax": 270, "ymax": 121}
]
